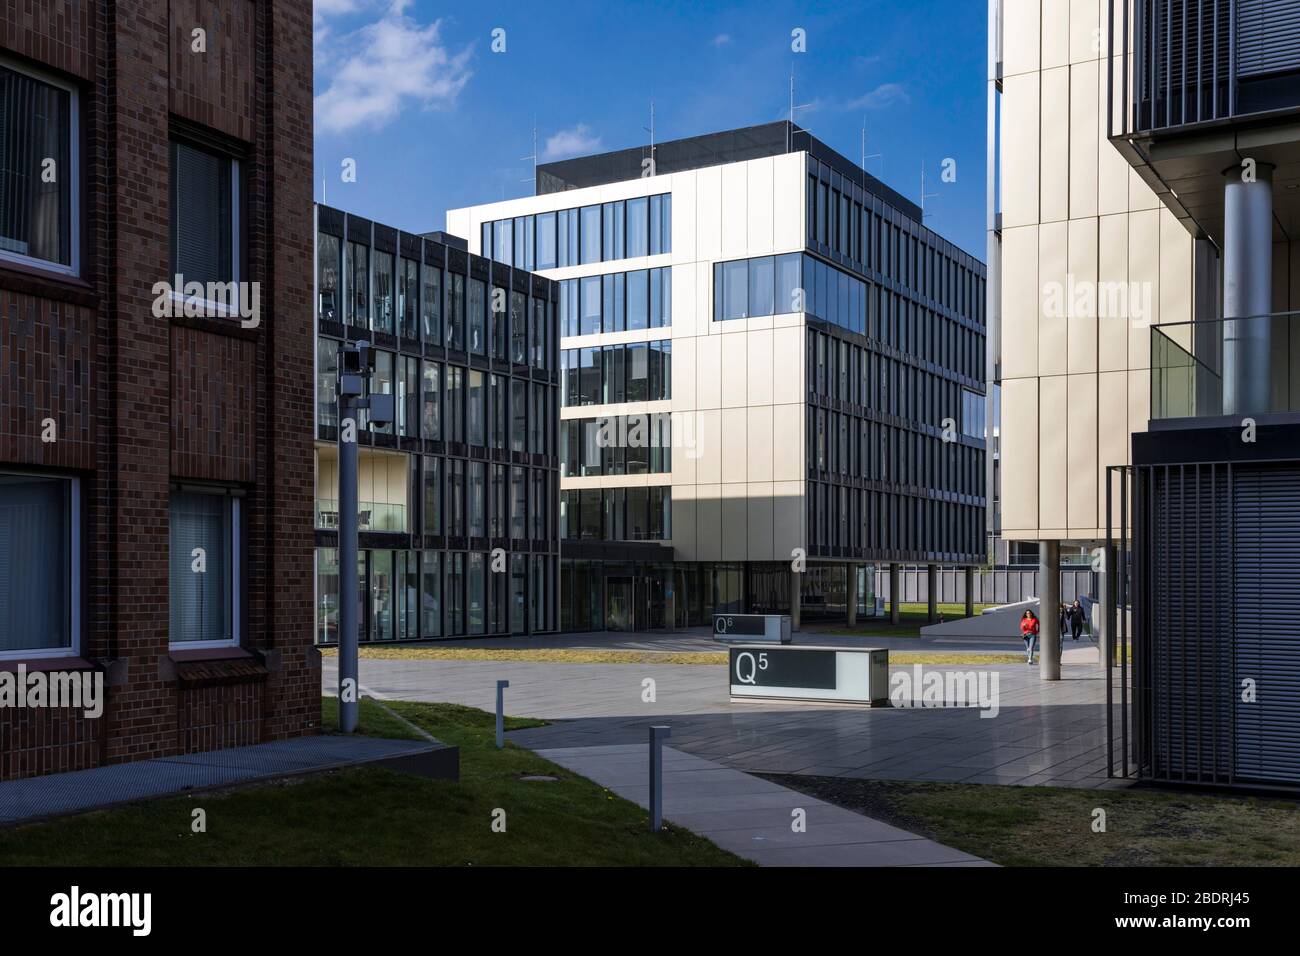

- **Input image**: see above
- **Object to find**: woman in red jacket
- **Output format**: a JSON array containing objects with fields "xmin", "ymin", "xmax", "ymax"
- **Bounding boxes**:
[{"xmin": 1020, "ymin": 610, "xmax": 1040, "ymax": 665}]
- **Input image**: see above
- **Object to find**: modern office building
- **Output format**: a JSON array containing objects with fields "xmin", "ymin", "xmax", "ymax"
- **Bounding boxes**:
[
  {"xmin": 448, "ymin": 122, "xmax": 988, "ymax": 631},
  {"xmin": 0, "ymin": 1, "xmax": 318, "ymax": 780},
  {"xmin": 992, "ymin": 0, "xmax": 1300, "ymax": 787},
  {"xmin": 312, "ymin": 205, "xmax": 561, "ymax": 645}
]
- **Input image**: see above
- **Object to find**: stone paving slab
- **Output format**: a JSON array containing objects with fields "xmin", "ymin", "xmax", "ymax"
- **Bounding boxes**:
[
  {"xmin": 0, "ymin": 735, "xmax": 444, "ymax": 826},
  {"xmin": 536, "ymin": 743, "xmax": 990, "ymax": 867},
  {"xmin": 325, "ymin": 656, "xmax": 1127, "ymax": 789}
]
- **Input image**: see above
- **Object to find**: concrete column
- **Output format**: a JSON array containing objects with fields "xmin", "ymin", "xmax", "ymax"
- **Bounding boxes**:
[
  {"xmin": 1039, "ymin": 540, "xmax": 1061, "ymax": 681},
  {"xmin": 964, "ymin": 566, "xmax": 975, "ymax": 618},
  {"xmin": 846, "ymin": 564, "xmax": 858, "ymax": 627},
  {"xmin": 926, "ymin": 564, "xmax": 938, "ymax": 623},
  {"xmin": 889, "ymin": 563, "xmax": 900, "ymax": 625},
  {"xmin": 1223, "ymin": 162, "xmax": 1273, "ymax": 415},
  {"xmin": 790, "ymin": 569, "xmax": 801, "ymax": 632}
]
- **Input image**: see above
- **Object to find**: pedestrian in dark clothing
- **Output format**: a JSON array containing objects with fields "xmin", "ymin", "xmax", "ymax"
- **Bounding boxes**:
[{"xmin": 1069, "ymin": 600, "xmax": 1085, "ymax": 641}]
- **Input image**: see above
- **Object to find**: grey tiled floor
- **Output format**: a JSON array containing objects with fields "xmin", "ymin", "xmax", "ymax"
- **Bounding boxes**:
[
  {"xmin": 535, "ymin": 743, "xmax": 992, "ymax": 866},
  {"xmin": 326, "ymin": 656, "xmax": 1128, "ymax": 789}
]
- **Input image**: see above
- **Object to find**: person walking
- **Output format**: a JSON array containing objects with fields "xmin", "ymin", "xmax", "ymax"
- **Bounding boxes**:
[
  {"xmin": 1020, "ymin": 609, "xmax": 1040, "ymax": 665},
  {"xmin": 1069, "ymin": 600, "xmax": 1085, "ymax": 641}
]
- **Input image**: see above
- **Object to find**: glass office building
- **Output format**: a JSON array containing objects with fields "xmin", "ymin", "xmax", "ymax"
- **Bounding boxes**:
[
  {"xmin": 448, "ymin": 122, "xmax": 987, "ymax": 632},
  {"xmin": 313, "ymin": 204, "xmax": 560, "ymax": 644}
]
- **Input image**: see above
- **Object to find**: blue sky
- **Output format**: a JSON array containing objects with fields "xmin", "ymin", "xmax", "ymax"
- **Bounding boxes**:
[{"xmin": 313, "ymin": 0, "xmax": 988, "ymax": 258}]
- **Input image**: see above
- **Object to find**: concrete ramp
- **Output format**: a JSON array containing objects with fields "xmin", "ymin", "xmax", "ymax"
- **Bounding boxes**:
[{"xmin": 921, "ymin": 599, "xmax": 1039, "ymax": 639}]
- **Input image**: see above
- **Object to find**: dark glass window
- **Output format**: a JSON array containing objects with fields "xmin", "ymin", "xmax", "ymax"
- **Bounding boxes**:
[
  {"xmin": 400, "ymin": 257, "xmax": 419, "ymax": 339},
  {"xmin": 510, "ymin": 291, "xmax": 527, "ymax": 364},
  {"xmin": 490, "ymin": 285, "xmax": 508, "ymax": 359},
  {"xmin": 0, "ymin": 62, "xmax": 73, "ymax": 270},
  {"xmin": 372, "ymin": 249, "xmax": 394, "ymax": 334},
  {"xmin": 317, "ymin": 233, "xmax": 340, "ymax": 322},
  {"xmin": 468, "ymin": 277, "xmax": 486, "ymax": 355},
  {"xmin": 511, "ymin": 379, "xmax": 526, "ymax": 453},
  {"xmin": 421, "ymin": 361, "xmax": 440, "ymax": 440},
  {"xmin": 468, "ymin": 369, "xmax": 485, "ymax": 446},
  {"xmin": 171, "ymin": 139, "xmax": 233, "ymax": 290},
  {"xmin": 444, "ymin": 365, "xmax": 464, "ymax": 443},
  {"xmin": 422, "ymin": 456, "xmax": 440, "ymax": 535},
  {"xmin": 510, "ymin": 467, "xmax": 527, "ymax": 539},
  {"xmin": 447, "ymin": 273, "xmax": 465, "ymax": 350},
  {"xmin": 468, "ymin": 462, "xmax": 486, "ymax": 538},
  {"xmin": 421, "ymin": 263, "xmax": 441, "ymax": 343}
]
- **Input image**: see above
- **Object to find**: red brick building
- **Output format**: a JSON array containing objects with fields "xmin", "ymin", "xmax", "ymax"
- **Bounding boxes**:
[{"xmin": 0, "ymin": 0, "xmax": 319, "ymax": 779}]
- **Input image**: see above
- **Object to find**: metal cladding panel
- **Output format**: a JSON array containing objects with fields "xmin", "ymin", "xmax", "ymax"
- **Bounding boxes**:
[{"xmin": 1232, "ymin": 466, "xmax": 1300, "ymax": 784}]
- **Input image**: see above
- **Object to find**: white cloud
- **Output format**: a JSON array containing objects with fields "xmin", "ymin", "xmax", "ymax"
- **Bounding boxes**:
[
  {"xmin": 315, "ymin": 4, "xmax": 473, "ymax": 136},
  {"xmin": 712, "ymin": 33, "xmax": 732, "ymax": 47},
  {"xmin": 845, "ymin": 83, "xmax": 908, "ymax": 111},
  {"xmin": 542, "ymin": 125, "xmax": 602, "ymax": 161}
]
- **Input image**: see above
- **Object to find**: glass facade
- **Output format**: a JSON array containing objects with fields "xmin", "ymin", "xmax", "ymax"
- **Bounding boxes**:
[
  {"xmin": 484, "ymin": 194, "xmax": 670, "ymax": 269},
  {"xmin": 314, "ymin": 204, "xmax": 560, "ymax": 643}
]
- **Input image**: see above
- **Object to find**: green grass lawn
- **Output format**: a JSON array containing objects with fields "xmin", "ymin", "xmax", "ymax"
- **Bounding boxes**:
[
  {"xmin": 0, "ymin": 697, "xmax": 748, "ymax": 867},
  {"xmin": 817, "ymin": 602, "xmax": 999, "ymax": 638},
  {"xmin": 761, "ymin": 775, "xmax": 1300, "ymax": 866}
]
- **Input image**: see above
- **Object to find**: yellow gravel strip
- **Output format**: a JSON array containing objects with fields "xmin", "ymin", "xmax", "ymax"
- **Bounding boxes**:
[{"xmin": 320, "ymin": 647, "xmax": 1025, "ymax": 666}]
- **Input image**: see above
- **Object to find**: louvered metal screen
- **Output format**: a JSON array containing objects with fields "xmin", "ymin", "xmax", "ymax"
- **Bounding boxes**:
[{"xmin": 1109, "ymin": 461, "xmax": 1300, "ymax": 789}]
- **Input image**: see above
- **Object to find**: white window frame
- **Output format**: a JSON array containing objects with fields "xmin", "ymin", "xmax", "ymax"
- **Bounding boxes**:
[
  {"xmin": 169, "ymin": 489, "xmax": 242, "ymax": 650},
  {"xmin": 0, "ymin": 471, "xmax": 80, "ymax": 661},
  {"xmin": 169, "ymin": 141, "xmax": 242, "ymax": 321},
  {"xmin": 0, "ymin": 56, "xmax": 81, "ymax": 278}
]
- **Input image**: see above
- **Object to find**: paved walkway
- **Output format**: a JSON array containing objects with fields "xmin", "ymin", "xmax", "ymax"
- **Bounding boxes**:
[
  {"xmin": 324, "ymin": 656, "xmax": 1124, "ymax": 788},
  {"xmin": 446, "ymin": 624, "xmax": 1062, "ymax": 656},
  {"xmin": 0, "ymin": 735, "xmax": 447, "ymax": 825},
  {"xmin": 538, "ymin": 743, "xmax": 991, "ymax": 866}
]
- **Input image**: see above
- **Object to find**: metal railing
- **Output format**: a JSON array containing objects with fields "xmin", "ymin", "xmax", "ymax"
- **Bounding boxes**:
[
  {"xmin": 315, "ymin": 498, "xmax": 407, "ymax": 533},
  {"xmin": 1108, "ymin": 0, "xmax": 1300, "ymax": 137},
  {"xmin": 1150, "ymin": 311, "xmax": 1300, "ymax": 420}
]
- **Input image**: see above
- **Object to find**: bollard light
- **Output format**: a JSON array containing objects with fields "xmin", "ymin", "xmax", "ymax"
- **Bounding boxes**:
[{"xmin": 649, "ymin": 725, "xmax": 671, "ymax": 832}]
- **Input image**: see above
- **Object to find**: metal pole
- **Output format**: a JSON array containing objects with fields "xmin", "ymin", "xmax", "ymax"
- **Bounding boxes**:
[
  {"xmin": 649, "ymin": 725, "xmax": 671, "ymax": 832},
  {"xmin": 1039, "ymin": 540, "xmax": 1061, "ymax": 681},
  {"xmin": 496, "ymin": 679, "xmax": 509, "ymax": 749},
  {"xmin": 338, "ymin": 390, "xmax": 360, "ymax": 733}
]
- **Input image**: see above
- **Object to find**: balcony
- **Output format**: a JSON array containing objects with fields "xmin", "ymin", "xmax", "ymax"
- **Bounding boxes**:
[
  {"xmin": 1107, "ymin": 0, "xmax": 1300, "ymax": 245},
  {"xmin": 1151, "ymin": 311, "xmax": 1300, "ymax": 421},
  {"xmin": 314, "ymin": 444, "xmax": 411, "ymax": 534}
]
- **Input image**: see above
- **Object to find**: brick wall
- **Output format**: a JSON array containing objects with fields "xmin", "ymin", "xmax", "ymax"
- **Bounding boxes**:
[{"xmin": 0, "ymin": 0, "xmax": 320, "ymax": 781}]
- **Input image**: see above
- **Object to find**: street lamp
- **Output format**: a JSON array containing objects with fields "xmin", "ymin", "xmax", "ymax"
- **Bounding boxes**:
[{"xmin": 337, "ymin": 340, "xmax": 393, "ymax": 733}]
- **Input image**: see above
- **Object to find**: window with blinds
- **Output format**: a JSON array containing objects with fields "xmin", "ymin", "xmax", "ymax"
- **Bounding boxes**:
[
  {"xmin": 0, "ymin": 60, "xmax": 74, "ymax": 272},
  {"xmin": 169, "ymin": 490, "xmax": 238, "ymax": 645},
  {"xmin": 0, "ymin": 473, "xmax": 73, "ymax": 656},
  {"xmin": 170, "ymin": 138, "xmax": 235, "ymax": 290}
]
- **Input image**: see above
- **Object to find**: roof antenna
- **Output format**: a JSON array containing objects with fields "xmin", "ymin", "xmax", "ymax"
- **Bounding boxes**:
[
  {"xmin": 920, "ymin": 158, "xmax": 939, "ymax": 221},
  {"xmin": 788, "ymin": 67, "xmax": 813, "ymax": 153},
  {"xmin": 520, "ymin": 118, "xmax": 538, "ymax": 193},
  {"xmin": 642, "ymin": 100, "xmax": 657, "ymax": 175},
  {"xmin": 861, "ymin": 116, "xmax": 882, "ymax": 187}
]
